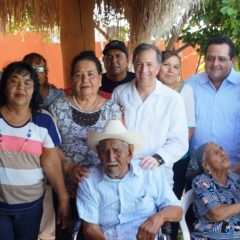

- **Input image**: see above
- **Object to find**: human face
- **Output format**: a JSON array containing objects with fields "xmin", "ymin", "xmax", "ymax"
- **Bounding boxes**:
[
  {"xmin": 158, "ymin": 56, "xmax": 180, "ymax": 86},
  {"xmin": 203, "ymin": 143, "xmax": 230, "ymax": 173},
  {"xmin": 205, "ymin": 44, "xmax": 234, "ymax": 83},
  {"xmin": 97, "ymin": 139, "xmax": 134, "ymax": 179},
  {"xmin": 5, "ymin": 72, "xmax": 34, "ymax": 108},
  {"xmin": 72, "ymin": 60, "xmax": 102, "ymax": 97},
  {"xmin": 134, "ymin": 49, "xmax": 160, "ymax": 86},
  {"xmin": 31, "ymin": 60, "xmax": 47, "ymax": 85},
  {"xmin": 104, "ymin": 49, "xmax": 128, "ymax": 79}
]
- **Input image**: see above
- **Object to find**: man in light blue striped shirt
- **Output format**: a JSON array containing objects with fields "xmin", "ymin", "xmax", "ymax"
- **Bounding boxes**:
[{"xmin": 77, "ymin": 120, "xmax": 182, "ymax": 240}]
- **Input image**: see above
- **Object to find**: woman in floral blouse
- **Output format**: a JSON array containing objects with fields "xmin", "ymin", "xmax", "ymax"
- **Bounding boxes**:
[
  {"xmin": 187, "ymin": 142, "xmax": 240, "ymax": 240},
  {"xmin": 49, "ymin": 50, "xmax": 121, "ymax": 239}
]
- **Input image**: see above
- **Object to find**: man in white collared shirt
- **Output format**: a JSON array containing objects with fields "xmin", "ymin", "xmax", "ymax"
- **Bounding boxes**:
[{"xmin": 112, "ymin": 43, "xmax": 188, "ymax": 185}]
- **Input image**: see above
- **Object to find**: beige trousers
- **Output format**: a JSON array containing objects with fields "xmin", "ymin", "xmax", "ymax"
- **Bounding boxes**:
[{"xmin": 38, "ymin": 185, "xmax": 55, "ymax": 240}]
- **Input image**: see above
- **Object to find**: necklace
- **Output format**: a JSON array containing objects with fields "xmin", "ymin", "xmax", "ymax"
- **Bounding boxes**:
[
  {"xmin": 0, "ymin": 117, "xmax": 32, "ymax": 154},
  {"xmin": 72, "ymin": 95, "xmax": 99, "ymax": 112}
]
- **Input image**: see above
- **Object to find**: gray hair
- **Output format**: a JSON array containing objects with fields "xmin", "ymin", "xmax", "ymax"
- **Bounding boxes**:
[
  {"xmin": 186, "ymin": 143, "xmax": 210, "ymax": 181},
  {"xmin": 132, "ymin": 43, "xmax": 162, "ymax": 65}
]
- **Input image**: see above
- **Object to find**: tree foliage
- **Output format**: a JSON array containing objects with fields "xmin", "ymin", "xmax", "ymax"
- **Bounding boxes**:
[{"xmin": 179, "ymin": 0, "xmax": 240, "ymax": 67}]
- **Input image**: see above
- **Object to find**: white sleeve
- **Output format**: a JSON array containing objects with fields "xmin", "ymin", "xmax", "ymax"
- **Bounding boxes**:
[
  {"xmin": 180, "ymin": 84, "xmax": 195, "ymax": 128},
  {"xmin": 155, "ymin": 95, "xmax": 189, "ymax": 167},
  {"xmin": 111, "ymin": 86, "xmax": 121, "ymax": 104}
]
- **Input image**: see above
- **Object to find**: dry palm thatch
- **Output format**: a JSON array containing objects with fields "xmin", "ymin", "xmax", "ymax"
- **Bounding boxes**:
[
  {"xmin": 0, "ymin": 0, "xmax": 59, "ymax": 32},
  {"xmin": 0, "ymin": 0, "xmax": 204, "ymax": 46},
  {"xmin": 96, "ymin": 0, "xmax": 205, "ymax": 47}
]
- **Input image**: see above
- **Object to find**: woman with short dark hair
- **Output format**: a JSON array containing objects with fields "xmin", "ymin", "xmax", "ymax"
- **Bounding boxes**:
[{"xmin": 0, "ymin": 61, "xmax": 70, "ymax": 240}]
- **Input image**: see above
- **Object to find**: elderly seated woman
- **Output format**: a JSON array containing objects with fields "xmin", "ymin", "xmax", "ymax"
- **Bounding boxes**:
[{"xmin": 187, "ymin": 142, "xmax": 240, "ymax": 240}]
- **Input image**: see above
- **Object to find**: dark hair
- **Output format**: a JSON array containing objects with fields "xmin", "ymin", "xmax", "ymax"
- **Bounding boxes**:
[
  {"xmin": 23, "ymin": 52, "xmax": 48, "ymax": 84},
  {"xmin": 71, "ymin": 51, "xmax": 102, "ymax": 77},
  {"xmin": 133, "ymin": 43, "xmax": 162, "ymax": 65},
  {"xmin": 162, "ymin": 50, "xmax": 181, "ymax": 63},
  {"xmin": 205, "ymin": 36, "xmax": 235, "ymax": 59},
  {"xmin": 0, "ymin": 61, "xmax": 42, "ymax": 113},
  {"xmin": 23, "ymin": 52, "xmax": 47, "ymax": 66}
]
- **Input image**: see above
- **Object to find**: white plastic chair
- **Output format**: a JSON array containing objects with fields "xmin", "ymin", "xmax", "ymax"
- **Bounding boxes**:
[{"xmin": 179, "ymin": 189, "xmax": 193, "ymax": 240}]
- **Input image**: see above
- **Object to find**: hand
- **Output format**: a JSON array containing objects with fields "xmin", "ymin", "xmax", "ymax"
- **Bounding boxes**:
[
  {"xmin": 68, "ymin": 163, "xmax": 90, "ymax": 184},
  {"xmin": 57, "ymin": 198, "xmax": 72, "ymax": 229},
  {"xmin": 136, "ymin": 214, "xmax": 164, "ymax": 240},
  {"xmin": 139, "ymin": 156, "xmax": 159, "ymax": 169}
]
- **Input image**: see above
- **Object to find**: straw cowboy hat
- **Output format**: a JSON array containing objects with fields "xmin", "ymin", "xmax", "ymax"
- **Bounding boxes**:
[{"xmin": 87, "ymin": 120, "xmax": 144, "ymax": 154}]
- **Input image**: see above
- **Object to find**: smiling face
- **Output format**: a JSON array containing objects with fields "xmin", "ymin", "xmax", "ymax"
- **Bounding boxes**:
[
  {"xmin": 97, "ymin": 139, "xmax": 134, "ymax": 179},
  {"xmin": 203, "ymin": 143, "xmax": 231, "ymax": 173},
  {"xmin": 72, "ymin": 60, "xmax": 102, "ymax": 97},
  {"xmin": 134, "ymin": 49, "xmax": 160, "ymax": 86},
  {"xmin": 5, "ymin": 71, "xmax": 34, "ymax": 108},
  {"xmin": 158, "ymin": 55, "xmax": 181, "ymax": 86},
  {"xmin": 205, "ymin": 43, "xmax": 234, "ymax": 83}
]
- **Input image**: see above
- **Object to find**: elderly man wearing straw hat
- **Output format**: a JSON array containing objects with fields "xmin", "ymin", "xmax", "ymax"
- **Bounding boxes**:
[{"xmin": 76, "ymin": 120, "xmax": 182, "ymax": 240}]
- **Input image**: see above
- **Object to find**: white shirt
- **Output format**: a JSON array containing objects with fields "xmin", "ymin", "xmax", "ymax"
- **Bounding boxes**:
[
  {"xmin": 179, "ymin": 83, "xmax": 195, "ymax": 128},
  {"xmin": 112, "ymin": 79, "xmax": 189, "ymax": 185}
]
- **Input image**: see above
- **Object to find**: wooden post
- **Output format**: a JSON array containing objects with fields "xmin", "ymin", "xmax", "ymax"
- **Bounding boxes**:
[{"xmin": 59, "ymin": 0, "xmax": 95, "ymax": 88}]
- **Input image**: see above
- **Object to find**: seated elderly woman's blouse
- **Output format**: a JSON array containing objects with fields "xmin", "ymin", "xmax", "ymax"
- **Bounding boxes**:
[{"xmin": 192, "ymin": 172, "xmax": 240, "ymax": 240}]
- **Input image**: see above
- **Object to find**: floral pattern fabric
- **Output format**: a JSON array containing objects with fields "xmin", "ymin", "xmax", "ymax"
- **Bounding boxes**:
[
  {"xmin": 49, "ymin": 97, "xmax": 121, "ymax": 194},
  {"xmin": 192, "ymin": 173, "xmax": 240, "ymax": 240}
]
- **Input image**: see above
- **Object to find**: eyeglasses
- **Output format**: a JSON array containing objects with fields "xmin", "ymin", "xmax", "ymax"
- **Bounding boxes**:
[{"xmin": 32, "ymin": 66, "xmax": 46, "ymax": 73}]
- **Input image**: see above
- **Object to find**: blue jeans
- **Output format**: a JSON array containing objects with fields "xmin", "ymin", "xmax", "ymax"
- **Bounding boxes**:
[{"xmin": 0, "ymin": 200, "xmax": 43, "ymax": 240}]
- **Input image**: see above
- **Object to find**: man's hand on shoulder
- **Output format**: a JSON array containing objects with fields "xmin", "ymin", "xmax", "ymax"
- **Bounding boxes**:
[{"xmin": 139, "ymin": 156, "xmax": 161, "ymax": 169}]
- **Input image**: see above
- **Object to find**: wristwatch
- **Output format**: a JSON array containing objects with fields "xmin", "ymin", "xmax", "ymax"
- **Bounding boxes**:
[{"xmin": 152, "ymin": 154, "xmax": 165, "ymax": 166}]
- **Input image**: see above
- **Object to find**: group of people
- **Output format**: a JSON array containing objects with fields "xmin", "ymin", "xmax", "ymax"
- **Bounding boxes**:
[{"xmin": 0, "ymin": 35, "xmax": 240, "ymax": 240}]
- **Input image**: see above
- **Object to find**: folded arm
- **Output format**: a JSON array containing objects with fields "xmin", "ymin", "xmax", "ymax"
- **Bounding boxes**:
[{"xmin": 206, "ymin": 203, "xmax": 240, "ymax": 222}]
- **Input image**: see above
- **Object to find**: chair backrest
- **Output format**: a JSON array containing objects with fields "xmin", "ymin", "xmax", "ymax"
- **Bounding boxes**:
[{"xmin": 179, "ymin": 189, "xmax": 193, "ymax": 240}]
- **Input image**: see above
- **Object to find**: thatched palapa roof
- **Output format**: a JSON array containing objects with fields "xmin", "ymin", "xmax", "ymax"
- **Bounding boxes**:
[
  {"xmin": 0, "ymin": 0, "xmax": 59, "ymax": 32},
  {"xmin": 0, "ymin": 0, "xmax": 204, "ymax": 45},
  {"xmin": 97, "ymin": 0, "xmax": 205, "ymax": 46}
]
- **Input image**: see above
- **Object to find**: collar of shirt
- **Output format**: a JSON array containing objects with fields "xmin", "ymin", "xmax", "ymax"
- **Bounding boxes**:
[
  {"xmin": 207, "ymin": 172, "xmax": 238, "ymax": 189},
  {"xmin": 199, "ymin": 68, "xmax": 240, "ymax": 86},
  {"xmin": 133, "ymin": 78, "xmax": 172, "ymax": 97}
]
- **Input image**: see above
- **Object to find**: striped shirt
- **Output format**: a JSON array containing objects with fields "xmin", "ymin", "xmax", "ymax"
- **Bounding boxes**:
[{"xmin": 0, "ymin": 111, "xmax": 60, "ymax": 210}]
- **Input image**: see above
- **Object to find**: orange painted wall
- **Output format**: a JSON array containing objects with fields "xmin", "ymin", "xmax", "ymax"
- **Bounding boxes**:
[
  {"xmin": 0, "ymin": 32, "xmax": 64, "ymax": 88},
  {"xmin": 0, "ymin": 32, "xmax": 200, "ymax": 89}
]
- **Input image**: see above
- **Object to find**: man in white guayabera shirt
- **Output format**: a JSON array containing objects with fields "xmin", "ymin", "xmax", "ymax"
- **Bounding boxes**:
[{"xmin": 112, "ymin": 43, "xmax": 188, "ymax": 186}]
